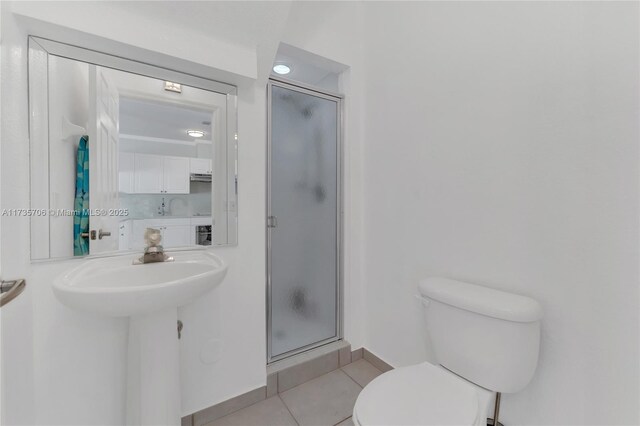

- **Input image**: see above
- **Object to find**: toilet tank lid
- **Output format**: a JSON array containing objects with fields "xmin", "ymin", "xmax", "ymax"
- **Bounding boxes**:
[{"xmin": 419, "ymin": 277, "xmax": 542, "ymax": 323}]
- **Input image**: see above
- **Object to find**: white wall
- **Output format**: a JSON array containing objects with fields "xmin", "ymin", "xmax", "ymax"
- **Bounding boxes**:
[
  {"xmin": 0, "ymin": 1, "xmax": 368, "ymax": 420},
  {"xmin": 361, "ymin": 2, "xmax": 639, "ymax": 425},
  {"xmin": 3, "ymin": 2, "xmax": 637, "ymax": 425},
  {"xmin": 179, "ymin": 83, "xmax": 269, "ymax": 414},
  {"xmin": 0, "ymin": 1, "xmax": 291, "ymax": 422},
  {"xmin": 2, "ymin": 4, "xmax": 43, "ymax": 423},
  {"xmin": 10, "ymin": 1, "xmax": 259, "ymax": 83}
]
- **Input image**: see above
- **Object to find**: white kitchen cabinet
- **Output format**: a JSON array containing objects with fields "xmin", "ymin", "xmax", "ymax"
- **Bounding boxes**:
[
  {"xmin": 131, "ymin": 153, "xmax": 190, "ymax": 194},
  {"xmin": 190, "ymin": 217, "xmax": 213, "ymax": 226},
  {"xmin": 189, "ymin": 158, "xmax": 212, "ymax": 174},
  {"xmin": 131, "ymin": 220, "xmax": 149, "ymax": 249},
  {"xmin": 119, "ymin": 152, "xmax": 135, "ymax": 193},
  {"xmin": 134, "ymin": 153, "xmax": 163, "ymax": 194},
  {"xmin": 161, "ymin": 225, "xmax": 191, "ymax": 247},
  {"xmin": 118, "ymin": 220, "xmax": 132, "ymax": 250},
  {"xmin": 163, "ymin": 156, "xmax": 190, "ymax": 194}
]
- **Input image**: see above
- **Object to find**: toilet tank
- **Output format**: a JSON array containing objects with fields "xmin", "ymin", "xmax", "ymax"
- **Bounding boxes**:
[{"xmin": 419, "ymin": 277, "xmax": 542, "ymax": 394}]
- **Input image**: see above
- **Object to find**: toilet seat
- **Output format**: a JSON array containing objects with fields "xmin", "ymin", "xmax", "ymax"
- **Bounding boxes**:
[{"xmin": 353, "ymin": 362, "xmax": 491, "ymax": 426}]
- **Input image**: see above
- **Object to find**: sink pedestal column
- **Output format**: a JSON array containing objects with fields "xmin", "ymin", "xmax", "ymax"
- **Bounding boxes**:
[{"xmin": 126, "ymin": 307, "xmax": 181, "ymax": 426}]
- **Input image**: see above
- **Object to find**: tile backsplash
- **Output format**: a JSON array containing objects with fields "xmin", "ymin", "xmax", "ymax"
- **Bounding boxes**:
[{"xmin": 120, "ymin": 182, "xmax": 212, "ymax": 219}]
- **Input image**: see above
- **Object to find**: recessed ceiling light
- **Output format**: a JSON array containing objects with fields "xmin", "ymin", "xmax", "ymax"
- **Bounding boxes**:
[
  {"xmin": 187, "ymin": 130, "xmax": 205, "ymax": 138},
  {"xmin": 273, "ymin": 64, "xmax": 291, "ymax": 75}
]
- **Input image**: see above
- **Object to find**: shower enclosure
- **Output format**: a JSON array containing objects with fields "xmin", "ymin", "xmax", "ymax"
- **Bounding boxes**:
[{"xmin": 267, "ymin": 79, "xmax": 342, "ymax": 362}]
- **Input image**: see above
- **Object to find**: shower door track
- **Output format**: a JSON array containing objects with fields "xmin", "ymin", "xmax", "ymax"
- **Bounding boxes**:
[{"xmin": 266, "ymin": 77, "xmax": 344, "ymax": 364}]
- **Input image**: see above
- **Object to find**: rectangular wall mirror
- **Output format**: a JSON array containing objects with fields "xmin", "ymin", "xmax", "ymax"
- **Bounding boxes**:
[{"xmin": 28, "ymin": 37, "xmax": 238, "ymax": 260}]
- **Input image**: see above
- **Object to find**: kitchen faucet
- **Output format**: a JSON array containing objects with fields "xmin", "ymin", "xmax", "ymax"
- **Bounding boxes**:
[{"xmin": 157, "ymin": 197, "xmax": 166, "ymax": 216}]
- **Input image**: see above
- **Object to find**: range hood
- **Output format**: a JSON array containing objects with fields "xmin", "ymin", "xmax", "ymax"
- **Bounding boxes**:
[{"xmin": 190, "ymin": 173, "xmax": 212, "ymax": 182}]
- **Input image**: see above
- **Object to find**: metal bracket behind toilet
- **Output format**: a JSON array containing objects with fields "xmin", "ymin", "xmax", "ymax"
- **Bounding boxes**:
[
  {"xmin": 0, "ymin": 279, "xmax": 26, "ymax": 308},
  {"xmin": 487, "ymin": 392, "xmax": 504, "ymax": 426}
]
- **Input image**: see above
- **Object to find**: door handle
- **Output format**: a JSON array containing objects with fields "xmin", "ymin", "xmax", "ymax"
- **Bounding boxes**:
[
  {"xmin": 0, "ymin": 279, "xmax": 26, "ymax": 308},
  {"xmin": 267, "ymin": 216, "xmax": 278, "ymax": 228},
  {"xmin": 82, "ymin": 230, "xmax": 97, "ymax": 240},
  {"xmin": 98, "ymin": 229, "xmax": 111, "ymax": 239}
]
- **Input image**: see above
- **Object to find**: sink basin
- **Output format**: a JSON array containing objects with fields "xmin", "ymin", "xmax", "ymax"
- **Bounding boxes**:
[
  {"xmin": 53, "ymin": 250, "xmax": 227, "ymax": 317},
  {"xmin": 52, "ymin": 249, "xmax": 227, "ymax": 425}
]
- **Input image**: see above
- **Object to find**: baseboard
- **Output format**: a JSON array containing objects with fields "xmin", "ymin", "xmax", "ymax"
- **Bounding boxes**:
[{"xmin": 362, "ymin": 348, "xmax": 394, "ymax": 372}]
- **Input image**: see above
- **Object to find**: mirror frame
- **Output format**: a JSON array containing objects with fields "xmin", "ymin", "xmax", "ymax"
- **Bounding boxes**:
[{"xmin": 28, "ymin": 36, "xmax": 238, "ymax": 261}]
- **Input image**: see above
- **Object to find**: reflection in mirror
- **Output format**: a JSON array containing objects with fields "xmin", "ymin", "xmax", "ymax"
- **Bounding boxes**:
[{"xmin": 29, "ymin": 40, "xmax": 237, "ymax": 260}]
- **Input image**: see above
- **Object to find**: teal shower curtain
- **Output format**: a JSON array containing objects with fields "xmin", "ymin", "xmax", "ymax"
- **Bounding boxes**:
[{"xmin": 73, "ymin": 136, "xmax": 90, "ymax": 256}]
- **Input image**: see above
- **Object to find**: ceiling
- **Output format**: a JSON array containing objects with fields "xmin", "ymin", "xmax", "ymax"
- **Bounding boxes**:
[
  {"xmin": 119, "ymin": 97, "xmax": 212, "ymax": 143},
  {"xmin": 109, "ymin": 1, "xmax": 295, "ymax": 83},
  {"xmin": 109, "ymin": 1, "xmax": 292, "ymax": 51}
]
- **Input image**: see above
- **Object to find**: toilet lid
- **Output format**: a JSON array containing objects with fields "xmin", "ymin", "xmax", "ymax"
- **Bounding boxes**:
[{"xmin": 354, "ymin": 362, "xmax": 479, "ymax": 426}]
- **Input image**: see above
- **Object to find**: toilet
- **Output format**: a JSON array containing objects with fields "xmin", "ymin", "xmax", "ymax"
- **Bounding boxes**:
[{"xmin": 353, "ymin": 277, "xmax": 542, "ymax": 426}]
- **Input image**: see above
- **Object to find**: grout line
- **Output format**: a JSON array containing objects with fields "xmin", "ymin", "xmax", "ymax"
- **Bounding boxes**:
[
  {"xmin": 335, "ymin": 368, "xmax": 362, "ymax": 425},
  {"xmin": 331, "ymin": 411, "xmax": 352, "ymax": 426},
  {"xmin": 277, "ymin": 394, "xmax": 300, "ymax": 426},
  {"xmin": 198, "ymin": 388, "xmax": 266, "ymax": 426},
  {"xmin": 340, "ymin": 366, "xmax": 364, "ymax": 389},
  {"xmin": 333, "ymin": 417, "xmax": 352, "ymax": 426},
  {"xmin": 280, "ymin": 370, "xmax": 357, "ymax": 426}
]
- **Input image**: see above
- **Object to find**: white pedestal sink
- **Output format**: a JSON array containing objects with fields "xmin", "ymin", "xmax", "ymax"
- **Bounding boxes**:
[{"xmin": 53, "ymin": 250, "xmax": 227, "ymax": 426}]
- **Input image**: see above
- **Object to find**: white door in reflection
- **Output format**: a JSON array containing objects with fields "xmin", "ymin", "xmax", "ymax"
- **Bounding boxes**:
[
  {"xmin": 268, "ymin": 81, "xmax": 341, "ymax": 361},
  {"xmin": 89, "ymin": 65, "xmax": 120, "ymax": 254}
]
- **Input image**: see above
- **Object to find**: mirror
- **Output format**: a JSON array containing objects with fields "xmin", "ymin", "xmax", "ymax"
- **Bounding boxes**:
[{"xmin": 28, "ymin": 38, "xmax": 238, "ymax": 260}]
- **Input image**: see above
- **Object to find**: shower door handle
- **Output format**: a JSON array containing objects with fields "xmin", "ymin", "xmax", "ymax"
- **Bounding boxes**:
[{"xmin": 267, "ymin": 216, "xmax": 278, "ymax": 228}]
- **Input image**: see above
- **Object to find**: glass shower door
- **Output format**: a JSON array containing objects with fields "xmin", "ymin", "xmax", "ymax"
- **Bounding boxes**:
[{"xmin": 267, "ymin": 80, "xmax": 341, "ymax": 362}]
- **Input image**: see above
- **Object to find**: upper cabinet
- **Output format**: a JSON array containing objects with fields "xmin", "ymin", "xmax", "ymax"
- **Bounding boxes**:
[
  {"xmin": 190, "ymin": 158, "xmax": 213, "ymax": 175},
  {"xmin": 162, "ymin": 156, "xmax": 191, "ymax": 193},
  {"xmin": 121, "ymin": 153, "xmax": 190, "ymax": 194},
  {"xmin": 133, "ymin": 153, "xmax": 164, "ymax": 193}
]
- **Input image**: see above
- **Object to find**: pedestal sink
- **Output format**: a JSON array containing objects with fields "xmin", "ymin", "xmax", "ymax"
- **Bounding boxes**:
[{"xmin": 53, "ymin": 250, "xmax": 227, "ymax": 426}]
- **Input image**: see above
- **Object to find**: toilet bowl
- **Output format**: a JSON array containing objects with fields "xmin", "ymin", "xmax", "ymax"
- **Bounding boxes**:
[
  {"xmin": 353, "ymin": 277, "xmax": 542, "ymax": 426},
  {"xmin": 353, "ymin": 362, "xmax": 493, "ymax": 426}
]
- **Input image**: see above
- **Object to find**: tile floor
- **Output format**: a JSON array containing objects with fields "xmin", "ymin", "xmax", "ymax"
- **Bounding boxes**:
[{"xmin": 204, "ymin": 359, "xmax": 383, "ymax": 426}]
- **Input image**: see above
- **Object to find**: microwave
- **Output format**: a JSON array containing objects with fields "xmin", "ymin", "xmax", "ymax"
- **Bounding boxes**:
[{"xmin": 195, "ymin": 225, "xmax": 212, "ymax": 246}]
